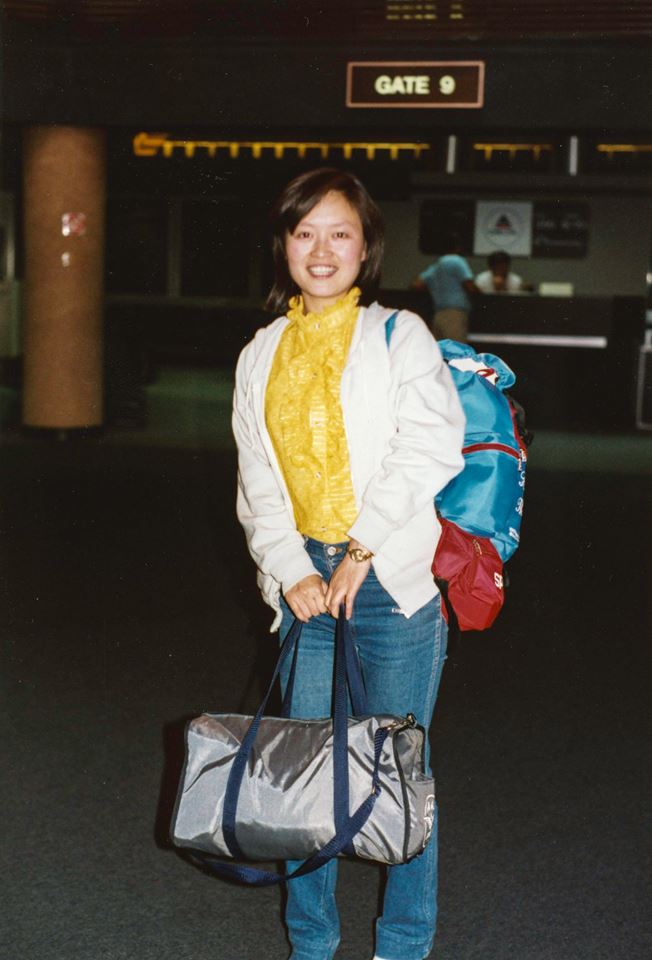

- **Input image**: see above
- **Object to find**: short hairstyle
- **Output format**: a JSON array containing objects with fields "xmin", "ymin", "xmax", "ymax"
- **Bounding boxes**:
[
  {"xmin": 488, "ymin": 250, "xmax": 511, "ymax": 268},
  {"xmin": 265, "ymin": 168, "xmax": 384, "ymax": 314}
]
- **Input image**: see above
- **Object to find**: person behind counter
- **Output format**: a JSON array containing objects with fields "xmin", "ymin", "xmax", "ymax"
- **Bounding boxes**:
[
  {"xmin": 475, "ymin": 250, "xmax": 534, "ymax": 293},
  {"xmin": 411, "ymin": 234, "xmax": 480, "ymax": 343},
  {"xmin": 232, "ymin": 167, "xmax": 466, "ymax": 960}
]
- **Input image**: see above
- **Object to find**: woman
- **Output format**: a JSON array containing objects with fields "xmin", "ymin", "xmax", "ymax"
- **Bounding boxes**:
[{"xmin": 232, "ymin": 168, "xmax": 465, "ymax": 960}]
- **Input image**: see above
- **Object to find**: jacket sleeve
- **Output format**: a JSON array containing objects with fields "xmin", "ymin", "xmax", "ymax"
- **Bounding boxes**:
[
  {"xmin": 347, "ymin": 313, "xmax": 466, "ymax": 555},
  {"xmin": 232, "ymin": 340, "xmax": 319, "ymax": 594}
]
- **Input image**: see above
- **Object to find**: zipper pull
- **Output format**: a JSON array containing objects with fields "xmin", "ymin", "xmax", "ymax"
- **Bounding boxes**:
[{"xmin": 384, "ymin": 713, "xmax": 417, "ymax": 733}]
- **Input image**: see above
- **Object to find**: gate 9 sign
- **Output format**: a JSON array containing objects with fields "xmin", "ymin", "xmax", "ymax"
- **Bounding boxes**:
[{"xmin": 346, "ymin": 61, "xmax": 485, "ymax": 109}]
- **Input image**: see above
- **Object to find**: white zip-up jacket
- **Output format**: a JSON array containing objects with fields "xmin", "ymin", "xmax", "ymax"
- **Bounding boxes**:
[{"xmin": 232, "ymin": 302, "xmax": 466, "ymax": 630}]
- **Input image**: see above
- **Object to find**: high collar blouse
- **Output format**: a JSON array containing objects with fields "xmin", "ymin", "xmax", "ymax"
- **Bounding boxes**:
[{"xmin": 264, "ymin": 288, "xmax": 361, "ymax": 544}]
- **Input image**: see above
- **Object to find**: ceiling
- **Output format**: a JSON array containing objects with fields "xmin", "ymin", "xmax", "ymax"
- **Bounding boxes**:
[{"xmin": 3, "ymin": 0, "xmax": 652, "ymax": 42}]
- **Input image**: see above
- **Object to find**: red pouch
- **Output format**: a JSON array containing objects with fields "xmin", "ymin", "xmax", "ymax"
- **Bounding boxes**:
[{"xmin": 432, "ymin": 517, "xmax": 504, "ymax": 632}]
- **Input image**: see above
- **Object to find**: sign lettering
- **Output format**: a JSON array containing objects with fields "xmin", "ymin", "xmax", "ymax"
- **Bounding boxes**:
[
  {"xmin": 374, "ymin": 75, "xmax": 431, "ymax": 96},
  {"xmin": 532, "ymin": 202, "xmax": 590, "ymax": 259}
]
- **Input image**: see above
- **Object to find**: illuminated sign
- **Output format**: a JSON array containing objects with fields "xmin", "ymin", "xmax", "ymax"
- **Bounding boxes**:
[
  {"xmin": 474, "ymin": 142, "xmax": 553, "ymax": 162},
  {"xmin": 346, "ymin": 61, "xmax": 484, "ymax": 108},
  {"xmin": 597, "ymin": 143, "xmax": 652, "ymax": 158},
  {"xmin": 132, "ymin": 133, "xmax": 430, "ymax": 160},
  {"xmin": 385, "ymin": 1, "xmax": 438, "ymax": 21}
]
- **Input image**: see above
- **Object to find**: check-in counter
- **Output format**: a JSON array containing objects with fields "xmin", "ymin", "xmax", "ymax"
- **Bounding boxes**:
[
  {"xmin": 103, "ymin": 291, "xmax": 645, "ymax": 430},
  {"xmin": 380, "ymin": 290, "xmax": 645, "ymax": 430},
  {"xmin": 469, "ymin": 295, "xmax": 644, "ymax": 429}
]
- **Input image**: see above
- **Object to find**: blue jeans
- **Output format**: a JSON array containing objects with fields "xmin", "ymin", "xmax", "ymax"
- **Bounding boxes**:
[{"xmin": 278, "ymin": 538, "xmax": 448, "ymax": 960}]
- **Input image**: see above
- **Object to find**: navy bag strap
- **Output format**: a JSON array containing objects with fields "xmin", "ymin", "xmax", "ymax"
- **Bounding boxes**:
[
  {"xmin": 279, "ymin": 626, "xmax": 301, "ymax": 719},
  {"xmin": 332, "ymin": 610, "xmax": 365, "ymax": 857},
  {"xmin": 282, "ymin": 610, "xmax": 367, "ymax": 858},
  {"xmin": 203, "ymin": 608, "xmax": 380, "ymax": 886},
  {"xmin": 281, "ymin": 607, "xmax": 367, "ymax": 718},
  {"xmin": 283, "ymin": 610, "xmax": 367, "ymax": 857}
]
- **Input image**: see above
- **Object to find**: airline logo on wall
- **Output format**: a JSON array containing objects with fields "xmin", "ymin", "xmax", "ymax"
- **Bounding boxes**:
[
  {"xmin": 474, "ymin": 202, "xmax": 533, "ymax": 256},
  {"xmin": 346, "ymin": 61, "xmax": 485, "ymax": 108}
]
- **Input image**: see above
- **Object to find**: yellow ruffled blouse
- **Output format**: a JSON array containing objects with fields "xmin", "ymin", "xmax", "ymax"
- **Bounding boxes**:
[{"xmin": 265, "ymin": 288, "xmax": 360, "ymax": 543}]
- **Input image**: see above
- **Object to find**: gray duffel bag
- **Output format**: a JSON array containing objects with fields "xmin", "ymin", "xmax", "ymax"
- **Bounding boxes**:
[{"xmin": 171, "ymin": 611, "xmax": 436, "ymax": 885}]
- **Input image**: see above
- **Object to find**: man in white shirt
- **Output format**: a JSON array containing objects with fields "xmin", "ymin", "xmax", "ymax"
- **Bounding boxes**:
[{"xmin": 475, "ymin": 251, "xmax": 531, "ymax": 293}]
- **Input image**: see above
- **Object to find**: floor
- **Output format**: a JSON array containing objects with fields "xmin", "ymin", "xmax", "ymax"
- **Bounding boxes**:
[{"xmin": 1, "ymin": 366, "xmax": 651, "ymax": 960}]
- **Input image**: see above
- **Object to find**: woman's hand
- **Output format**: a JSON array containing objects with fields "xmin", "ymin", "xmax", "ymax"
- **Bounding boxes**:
[
  {"xmin": 284, "ymin": 574, "xmax": 328, "ymax": 622},
  {"xmin": 324, "ymin": 543, "xmax": 372, "ymax": 620}
]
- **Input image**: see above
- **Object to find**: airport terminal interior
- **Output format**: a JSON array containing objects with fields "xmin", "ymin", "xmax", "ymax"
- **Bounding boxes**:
[{"xmin": 1, "ymin": 2, "xmax": 651, "ymax": 958}]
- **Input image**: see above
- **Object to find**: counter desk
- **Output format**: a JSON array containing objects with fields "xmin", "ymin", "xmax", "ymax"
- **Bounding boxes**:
[
  {"xmin": 381, "ymin": 290, "xmax": 645, "ymax": 431},
  {"xmin": 103, "ymin": 292, "xmax": 645, "ymax": 431}
]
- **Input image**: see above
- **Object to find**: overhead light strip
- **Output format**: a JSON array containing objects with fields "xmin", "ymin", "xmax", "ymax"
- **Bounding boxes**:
[
  {"xmin": 133, "ymin": 132, "xmax": 431, "ymax": 160},
  {"xmin": 597, "ymin": 143, "xmax": 652, "ymax": 157},
  {"xmin": 474, "ymin": 142, "xmax": 554, "ymax": 161}
]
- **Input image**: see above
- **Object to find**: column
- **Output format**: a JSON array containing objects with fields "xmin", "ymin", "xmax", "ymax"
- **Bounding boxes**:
[{"xmin": 22, "ymin": 126, "xmax": 106, "ymax": 429}]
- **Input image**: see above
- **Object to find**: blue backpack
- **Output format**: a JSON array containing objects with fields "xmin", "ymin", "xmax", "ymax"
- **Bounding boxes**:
[
  {"xmin": 434, "ymin": 339, "xmax": 528, "ymax": 563},
  {"xmin": 385, "ymin": 316, "xmax": 529, "ymax": 632}
]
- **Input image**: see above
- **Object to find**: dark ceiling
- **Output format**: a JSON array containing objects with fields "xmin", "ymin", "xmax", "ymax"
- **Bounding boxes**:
[{"xmin": 3, "ymin": 0, "xmax": 652, "ymax": 42}]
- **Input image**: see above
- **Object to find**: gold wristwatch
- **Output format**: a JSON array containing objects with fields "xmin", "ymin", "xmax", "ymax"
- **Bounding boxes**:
[{"xmin": 347, "ymin": 546, "xmax": 374, "ymax": 563}]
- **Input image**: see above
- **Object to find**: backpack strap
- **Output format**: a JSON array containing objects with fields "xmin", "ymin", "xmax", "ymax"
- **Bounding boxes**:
[{"xmin": 384, "ymin": 310, "xmax": 399, "ymax": 346}]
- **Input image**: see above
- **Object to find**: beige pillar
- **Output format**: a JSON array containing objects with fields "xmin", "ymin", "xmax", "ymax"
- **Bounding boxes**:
[{"xmin": 22, "ymin": 126, "xmax": 105, "ymax": 428}]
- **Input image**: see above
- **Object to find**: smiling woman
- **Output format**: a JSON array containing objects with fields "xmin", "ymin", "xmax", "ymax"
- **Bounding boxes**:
[
  {"xmin": 265, "ymin": 167, "xmax": 384, "ymax": 315},
  {"xmin": 284, "ymin": 191, "xmax": 368, "ymax": 314},
  {"xmin": 232, "ymin": 167, "xmax": 466, "ymax": 960}
]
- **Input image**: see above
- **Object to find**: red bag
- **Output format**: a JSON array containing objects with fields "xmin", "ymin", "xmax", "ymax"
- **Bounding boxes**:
[{"xmin": 432, "ymin": 517, "xmax": 504, "ymax": 632}]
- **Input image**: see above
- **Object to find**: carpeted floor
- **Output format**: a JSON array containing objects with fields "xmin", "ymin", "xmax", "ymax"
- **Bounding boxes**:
[{"xmin": 1, "ymin": 367, "xmax": 651, "ymax": 960}]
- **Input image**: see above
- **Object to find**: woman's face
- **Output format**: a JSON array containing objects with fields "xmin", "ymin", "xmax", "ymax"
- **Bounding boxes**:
[{"xmin": 284, "ymin": 190, "xmax": 367, "ymax": 314}]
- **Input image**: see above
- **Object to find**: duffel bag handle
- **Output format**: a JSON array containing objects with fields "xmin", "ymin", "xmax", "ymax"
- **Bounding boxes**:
[
  {"xmin": 281, "ymin": 607, "xmax": 367, "ymax": 718},
  {"xmin": 332, "ymin": 608, "xmax": 366, "ymax": 856},
  {"xmin": 219, "ymin": 606, "xmax": 372, "ymax": 877}
]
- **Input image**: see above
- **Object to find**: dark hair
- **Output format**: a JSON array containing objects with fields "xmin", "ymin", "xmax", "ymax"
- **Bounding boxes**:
[
  {"xmin": 265, "ymin": 168, "xmax": 384, "ymax": 314},
  {"xmin": 488, "ymin": 250, "xmax": 511, "ymax": 268}
]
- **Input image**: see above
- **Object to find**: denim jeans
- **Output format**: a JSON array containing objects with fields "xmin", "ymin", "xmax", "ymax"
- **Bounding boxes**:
[{"xmin": 278, "ymin": 538, "xmax": 448, "ymax": 960}]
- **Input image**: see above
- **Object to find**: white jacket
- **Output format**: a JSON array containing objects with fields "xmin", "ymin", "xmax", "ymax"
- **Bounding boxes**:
[{"xmin": 232, "ymin": 302, "xmax": 466, "ymax": 630}]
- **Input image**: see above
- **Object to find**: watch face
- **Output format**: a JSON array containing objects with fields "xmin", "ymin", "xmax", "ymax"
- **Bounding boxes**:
[{"xmin": 349, "ymin": 548, "xmax": 371, "ymax": 562}]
